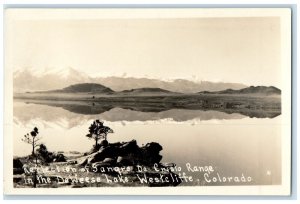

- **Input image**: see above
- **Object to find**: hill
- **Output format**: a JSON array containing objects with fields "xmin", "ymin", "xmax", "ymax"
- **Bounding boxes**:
[
  {"xmin": 120, "ymin": 88, "xmax": 175, "ymax": 94},
  {"xmin": 199, "ymin": 86, "xmax": 281, "ymax": 95},
  {"xmin": 51, "ymin": 83, "xmax": 114, "ymax": 94}
]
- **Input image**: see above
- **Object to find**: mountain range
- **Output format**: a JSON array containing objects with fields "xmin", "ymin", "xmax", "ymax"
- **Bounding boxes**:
[
  {"xmin": 43, "ymin": 83, "xmax": 281, "ymax": 96},
  {"xmin": 13, "ymin": 67, "xmax": 247, "ymax": 93}
]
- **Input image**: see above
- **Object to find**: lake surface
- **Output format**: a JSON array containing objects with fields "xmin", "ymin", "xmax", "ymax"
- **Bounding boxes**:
[{"xmin": 13, "ymin": 101, "xmax": 282, "ymax": 186}]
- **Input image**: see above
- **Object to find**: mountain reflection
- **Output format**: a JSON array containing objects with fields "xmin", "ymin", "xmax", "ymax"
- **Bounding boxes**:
[{"xmin": 13, "ymin": 100, "xmax": 249, "ymax": 128}]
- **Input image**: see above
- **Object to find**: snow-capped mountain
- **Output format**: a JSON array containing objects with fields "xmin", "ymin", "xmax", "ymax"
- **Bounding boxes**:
[
  {"xmin": 13, "ymin": 67, "xmax": 92, "ymax": 92},
  {"xmin": 92, "ymin": 77, "xmax": 247, "ymax": 93},
  {"xmin": 13, "ymin": 67, "xmax": 247, "ymax": 93},
  {"xmin": 42, "ymin": 67, "xmax": 89, "ymax": 79}
]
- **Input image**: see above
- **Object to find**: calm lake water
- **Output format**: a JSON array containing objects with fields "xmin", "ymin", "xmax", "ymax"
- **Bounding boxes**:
[{"xmin": 13, "ymin": 101, "xmax": 282, "ymax": 186}]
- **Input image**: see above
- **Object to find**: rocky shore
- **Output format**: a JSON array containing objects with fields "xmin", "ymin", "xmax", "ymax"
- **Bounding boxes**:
[{"xmin": 13, "ymin": 140, "xmax": 181, "ymax": 188}]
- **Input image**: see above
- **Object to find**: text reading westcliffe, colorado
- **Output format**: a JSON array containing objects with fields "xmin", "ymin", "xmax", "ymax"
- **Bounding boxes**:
[{"xmin": 23, "ymin": 163, "xmax": 253, "ymax": 185}]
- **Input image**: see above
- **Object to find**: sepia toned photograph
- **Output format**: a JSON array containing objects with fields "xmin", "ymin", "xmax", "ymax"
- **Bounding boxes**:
[{"xmin": 4, "ymin": 8, "xmax": 291, "ymax": 195}]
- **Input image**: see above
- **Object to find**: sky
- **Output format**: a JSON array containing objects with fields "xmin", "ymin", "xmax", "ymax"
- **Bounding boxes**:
[{"xmin": 6, "ymin": 9, "xmax": 283, "ymax": 87}]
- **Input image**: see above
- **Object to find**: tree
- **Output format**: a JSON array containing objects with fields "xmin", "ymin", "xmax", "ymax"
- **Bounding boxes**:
[
  {"xmin": 36, "ymin": 143, "xmax": 52, "ymax": 163},
  {"xmin": 37, "ymin": 143, "xmax": 48, "ymax": 157},
  {"xmin": 86, "ymin": 120, "xmax": 114, "ymax": 146},
  {"xmin": 22, "ymin": 127, "xmax": 41, "ymax": 156},
  {"xmin": 21, "ymin": 127, "xmax": 41, "ymax": 188}
]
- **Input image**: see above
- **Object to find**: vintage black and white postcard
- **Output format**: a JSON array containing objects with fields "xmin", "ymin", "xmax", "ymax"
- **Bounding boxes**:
[{"xmin": 4, "ymin": 8, "xmax": 291, "ymax": 195}]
